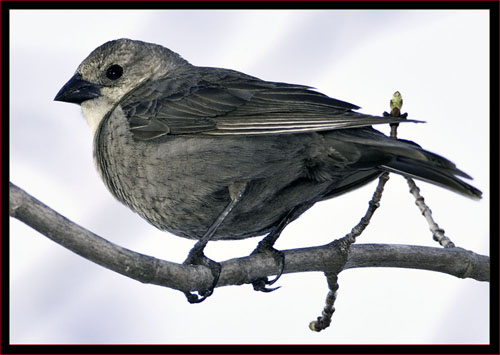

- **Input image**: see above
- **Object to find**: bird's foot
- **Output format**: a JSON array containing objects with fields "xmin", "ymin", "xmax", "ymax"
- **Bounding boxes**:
[
  {"xmin": 250, "ymin": 241, "xmax": 285, "ymax": 292},
  {"xmin": 183, "ymin": 249, "xmax": 221, "ymax": 303}
]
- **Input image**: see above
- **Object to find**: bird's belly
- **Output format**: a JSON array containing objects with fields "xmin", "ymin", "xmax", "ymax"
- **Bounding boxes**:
[{"xmin": 94, "ymin": 120, "xmax": 325, "ymax": 240}]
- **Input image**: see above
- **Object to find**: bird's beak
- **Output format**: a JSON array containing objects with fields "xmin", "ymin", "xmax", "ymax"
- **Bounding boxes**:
[{"xmin": 54, "ymin": 73, "xmax": 102, "ymax": 105}]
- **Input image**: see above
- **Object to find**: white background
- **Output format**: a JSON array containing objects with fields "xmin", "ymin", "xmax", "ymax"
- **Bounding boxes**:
[{"xmin": 10, "ymin": 10, "xmax": 489, "ymax": 344}]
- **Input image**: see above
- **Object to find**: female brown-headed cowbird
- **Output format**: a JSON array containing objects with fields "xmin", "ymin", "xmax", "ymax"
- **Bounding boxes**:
[{"xmin": 55, "ymin": 39, "xmax": 481, "ymax": 301}]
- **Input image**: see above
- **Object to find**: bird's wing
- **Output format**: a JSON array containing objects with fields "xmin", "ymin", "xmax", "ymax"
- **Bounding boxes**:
[{"xmin": 119, "ymin": 68, "xmax": 416, "ymax": 140}]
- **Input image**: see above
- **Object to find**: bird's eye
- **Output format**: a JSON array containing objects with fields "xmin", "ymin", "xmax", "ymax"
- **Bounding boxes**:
[{"xmin": 106, "ymin": 64, "xmax": 123, "ymax": 80}]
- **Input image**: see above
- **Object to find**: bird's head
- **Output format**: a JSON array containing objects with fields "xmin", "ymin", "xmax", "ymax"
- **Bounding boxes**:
[
  {"xmin": 55, "ymin": 38, "xmax": 188, "ymax": 106},
  {"xmin": 54, "ymin": 38, "xmax": 189, "ymax": 133}
]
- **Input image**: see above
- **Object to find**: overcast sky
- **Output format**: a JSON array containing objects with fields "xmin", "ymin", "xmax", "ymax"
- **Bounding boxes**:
[{"xmin": 10, "ymin": 10, "xmax": 489, "ymax": 344}]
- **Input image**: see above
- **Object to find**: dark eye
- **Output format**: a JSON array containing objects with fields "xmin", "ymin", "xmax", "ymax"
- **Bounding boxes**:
[{"xmin": 106, "ymin": 64, "xmax": 123, "ymax": 80}]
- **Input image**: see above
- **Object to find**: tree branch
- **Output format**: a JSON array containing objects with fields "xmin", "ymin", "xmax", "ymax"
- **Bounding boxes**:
[{"xmin": 9, "ymin": 182, "xmax": 489, "ymax": 297}]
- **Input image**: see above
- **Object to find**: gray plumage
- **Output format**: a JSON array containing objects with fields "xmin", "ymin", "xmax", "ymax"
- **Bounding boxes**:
[{"xmin": 55, "ymin": 38, "xmax": 482, "ymax": 241}]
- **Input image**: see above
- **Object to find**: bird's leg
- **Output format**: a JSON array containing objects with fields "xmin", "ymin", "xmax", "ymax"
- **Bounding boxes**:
[
  {"xmin": 183, "ymin": 182, "xmax": 247, "ymax": 303},
  {"xmin": 251, "ymin": 202, "xmax": 315, "ymax": 292}
]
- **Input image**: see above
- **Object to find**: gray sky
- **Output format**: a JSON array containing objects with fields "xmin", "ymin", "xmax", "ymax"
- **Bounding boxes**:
[{"xmin": 10, "ymin": 10, "xmax": 489, "ymax": 344}]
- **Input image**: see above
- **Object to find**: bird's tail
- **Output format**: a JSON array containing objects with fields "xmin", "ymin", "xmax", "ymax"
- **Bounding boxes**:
[
  {"xmin": 329, "ymin": 128, "xmax": 482, "ymax": 200},
  {"xmin": 377, "ymin": 139, "xmax": 482, "ymax": 200}
]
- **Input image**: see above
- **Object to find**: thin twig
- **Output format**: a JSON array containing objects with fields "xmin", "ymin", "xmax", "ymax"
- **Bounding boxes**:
[
  {"xmin": 406, "ymin": 178, "xmax": 455, "ymax": 248},
  {"xmin": 311, "ymin": 150, "xmax": 392, "ymax": 331},
  {"xmin": 309, "ymin": 272, "xmax": 339, "ymax": 332},
  {"xmin": 336, "ymin": 172, "xmax": 391, "ymax": 249},
  {"xmin": 310, "ymin": 91, "xmax": 405, "ymax": 331}
]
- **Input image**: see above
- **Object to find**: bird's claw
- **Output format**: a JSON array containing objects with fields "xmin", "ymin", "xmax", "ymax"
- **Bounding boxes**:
[
  {"xmin": 250, "ymin": 243, "xmax": 285, "ymax": 292},
  {"xmin": 183, "ymin": 251, "xmax": 221, "ymax": 304},
  {"xmin": 252, "ymin": 277, "xmax": 281, "ymax": 292}
]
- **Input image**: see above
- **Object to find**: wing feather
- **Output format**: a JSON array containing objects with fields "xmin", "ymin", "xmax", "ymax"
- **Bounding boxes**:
[{"xmin": 120, "ymin": 68, "xmax": 417, "ymax": 140}]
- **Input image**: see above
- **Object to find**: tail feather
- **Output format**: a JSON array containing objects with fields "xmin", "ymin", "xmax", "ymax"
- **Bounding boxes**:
[
  {"xmin": 381, "ymin": 155, "xmax": 482, "ymax": 200},
  {"xmin": 325, "ymin": 128, "xmax": 482, "ymax": 200}
]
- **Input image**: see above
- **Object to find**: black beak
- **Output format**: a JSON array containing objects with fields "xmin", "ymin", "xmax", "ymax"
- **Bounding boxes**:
[{"xmin": 54, "ymin": 73, "xmax": 102, "ymax": 105}]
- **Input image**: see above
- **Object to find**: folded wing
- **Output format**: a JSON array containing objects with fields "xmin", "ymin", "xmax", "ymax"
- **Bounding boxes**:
[{"xmin": 119, "ymin": 68, "xmax": 418, "ymax": 140}]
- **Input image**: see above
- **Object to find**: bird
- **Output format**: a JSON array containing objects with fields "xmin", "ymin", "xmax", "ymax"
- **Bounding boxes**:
[{"xmin": 55, "ymin": 38, "xmax": 481, "ymax": 302}]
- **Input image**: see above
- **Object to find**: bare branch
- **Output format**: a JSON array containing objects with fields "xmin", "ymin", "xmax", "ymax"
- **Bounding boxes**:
[
  {"xmin": 10, "ymin": 182, "xmax": 489, "ymax": 297},
  {"xmin": 406, "ymin": 177, "xmax": 456, "ymax": 247}
]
